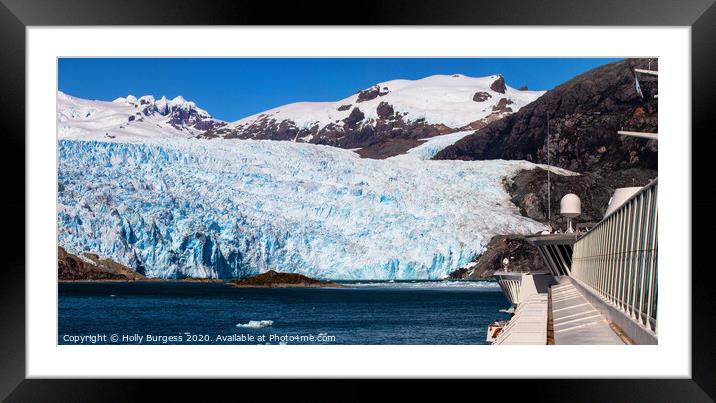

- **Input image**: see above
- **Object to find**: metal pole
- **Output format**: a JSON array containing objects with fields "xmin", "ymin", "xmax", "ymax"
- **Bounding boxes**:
[{"xmin": 547, "ymin": 115, "xmax": 551, "ymax": 230}]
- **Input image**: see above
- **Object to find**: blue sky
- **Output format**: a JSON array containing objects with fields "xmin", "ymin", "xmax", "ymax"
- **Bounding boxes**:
[{"xmin": 58, "ymin": 58, "xmax": 620, "ymax": 121}]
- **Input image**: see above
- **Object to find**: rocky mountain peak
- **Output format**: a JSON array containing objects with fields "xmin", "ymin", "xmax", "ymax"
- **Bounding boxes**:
[
  {"xmin": 490, "ymin": 75, "xmax": 507, "ymax": 94},
  {"xmin": 113, "ymin": 94, "xmax": 208, "ymax": 118},
  {"xmin": 59, "ymin": 92, "xmax": 226, "ymax": 139},
  {"xmin": 356, "ymin": 84, "xmax": 390, "ymax": 103}
]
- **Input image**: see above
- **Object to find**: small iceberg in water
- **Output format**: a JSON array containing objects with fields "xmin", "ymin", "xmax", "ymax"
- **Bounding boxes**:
[{"xmin": 236, "ymin": 320, "xmax": 274, "ymax": 329}]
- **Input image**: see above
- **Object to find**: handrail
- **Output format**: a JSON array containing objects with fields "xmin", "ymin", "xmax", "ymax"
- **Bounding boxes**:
[{"xmin": 570, "ymin": 180, "xmax": 658, "ymax": 333}]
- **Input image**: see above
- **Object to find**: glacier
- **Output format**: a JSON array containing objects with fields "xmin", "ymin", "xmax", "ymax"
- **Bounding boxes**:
[
  {"xmin": 388, "ymin": 130, "xmax": 476, "ymax": 162},
  {"xmin": 57, "ymin": 138, "xmax": 553, "ymax": 280}
]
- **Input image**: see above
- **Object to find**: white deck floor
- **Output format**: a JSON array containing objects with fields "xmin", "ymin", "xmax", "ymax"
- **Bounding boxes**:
[
  {"xmin": 550, "ymin": 278, "xmax": 625, "ymax": 345},
  {"xmin": 494, "ymin": 293, "xmax": 548, "ymax": 345}
]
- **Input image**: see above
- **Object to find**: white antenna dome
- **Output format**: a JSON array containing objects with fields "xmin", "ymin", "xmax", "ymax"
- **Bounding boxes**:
[
  {"xmin": 560, "ymin": 193, "xmax": 581, "ymax": 218},
  {"xmin": 560, "ymin": 194, "xmax": 581, "ymax": 233}
]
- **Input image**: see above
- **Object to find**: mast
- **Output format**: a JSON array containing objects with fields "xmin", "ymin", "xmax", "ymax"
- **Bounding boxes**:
[{"xmin": 547, "ymin": 114, "xmax": 551, "ymax": 229}]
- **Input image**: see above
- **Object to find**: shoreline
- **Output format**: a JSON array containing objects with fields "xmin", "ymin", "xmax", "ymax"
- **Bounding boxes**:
[
  {"xmin": 228, "ymin": 283, "xmax": 345, "ymax": 289},
  {"xmin": 58, "ymin": 278, "xmax": 498, "ymax": 287},
  {"xmin": 58, "ymin": 278, "xmax": 225, "ymax": 284},
  {"xmin": 57, "ymin": 278, "xmax": 497, "ymax": 282}
]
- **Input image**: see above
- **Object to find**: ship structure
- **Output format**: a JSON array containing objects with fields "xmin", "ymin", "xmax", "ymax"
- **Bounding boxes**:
[{"xmin": 488, "ymin": 65, "xmax": 658, "ymax": 345}]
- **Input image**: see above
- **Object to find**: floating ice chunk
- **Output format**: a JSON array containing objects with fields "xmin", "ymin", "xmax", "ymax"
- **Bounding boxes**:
[{"xmin": 236, "ymin": 320, "xmax": 274, "ymax": 329}]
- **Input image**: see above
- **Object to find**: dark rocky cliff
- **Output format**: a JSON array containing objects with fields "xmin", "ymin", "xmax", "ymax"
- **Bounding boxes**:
[
  {"xmin": 506, "ymin": 167, "xmax": 657, "ymax": 229},
  {"xmin": 434, "ymin": 58, "xmax": 658, "ymax": 175},
  {"xmin": 448, "ymin": 235, "xmax": 547, "ymax": 279}
]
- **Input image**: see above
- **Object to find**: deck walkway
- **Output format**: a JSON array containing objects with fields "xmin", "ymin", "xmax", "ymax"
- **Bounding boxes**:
[
  {"xmin": 494, "ymin": 293, "xmax": 548, "ymax": 345},
  {"xmin": 550, "ymin": 278, "xmax": 625, "ymax": 345}
]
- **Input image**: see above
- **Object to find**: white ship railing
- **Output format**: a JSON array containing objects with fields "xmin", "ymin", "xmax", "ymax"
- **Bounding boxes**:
[{"xmin": 570, "ymin": 179, "xmax": 658, "ymax": 333}]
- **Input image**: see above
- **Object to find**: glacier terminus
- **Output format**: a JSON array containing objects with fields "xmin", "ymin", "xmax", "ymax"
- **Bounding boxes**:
[{"xmin": 57, "ymin": 138, "xmax": 555, "ymax": 280}]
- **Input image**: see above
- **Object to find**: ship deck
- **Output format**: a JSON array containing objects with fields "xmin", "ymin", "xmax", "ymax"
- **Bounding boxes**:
[{"xmin": 494, "ymin": 276, "xmax": 626, "ymax": 345}]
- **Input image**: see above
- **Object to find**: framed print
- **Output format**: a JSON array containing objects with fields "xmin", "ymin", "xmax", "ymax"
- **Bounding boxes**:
[{"xmin": 2, "ymin": 0, "xmax": 715, "ymax": 400}]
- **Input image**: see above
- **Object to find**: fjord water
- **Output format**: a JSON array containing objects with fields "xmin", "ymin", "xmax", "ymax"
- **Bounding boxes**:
[{"xmin": 58, "ymin": 282, "xmax": 510, "ymax": 345}]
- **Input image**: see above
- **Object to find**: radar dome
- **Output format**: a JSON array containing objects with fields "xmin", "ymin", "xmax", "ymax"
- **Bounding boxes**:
[{"xmin": 560, "ymin": 194, "xmax": 581, "ymax": 218}]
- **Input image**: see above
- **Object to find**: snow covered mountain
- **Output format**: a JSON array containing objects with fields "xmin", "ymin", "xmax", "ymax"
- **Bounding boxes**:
[
  {"xmin": 58, "ymin": 73, "xmax": 543, "ymax": 158},
  {"xmin": 57, "ymin": 91, "xmax": 226, "ymax": 140},
  {"xmin": 57, "ymin": 138, "xmax": 570, "ymax": 280},
  {"xmin": 204, "ymin": 74, "xmax": 544, "ymax": 158}
]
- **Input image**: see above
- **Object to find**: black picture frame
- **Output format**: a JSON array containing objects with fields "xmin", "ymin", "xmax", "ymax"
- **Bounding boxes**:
[{"xmin": 1, "ymin": 0, "xmax": 714, "ymax": 401}]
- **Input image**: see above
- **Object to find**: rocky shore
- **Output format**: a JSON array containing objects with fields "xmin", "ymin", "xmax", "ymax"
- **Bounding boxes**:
[
  {"xmin": 58, "ymin": 246, "xmax": 224, "ymax": 283},
  {"xmin": 58, "ymin": 246, "xmax": 145, "ymax": 281},
  {"xmin": 58, "ymin": 248, "xmax": 342, "ymax": 288},
  {"xmin": 228, "ymin": 270, "xmax": 343, "ymax": 288}
]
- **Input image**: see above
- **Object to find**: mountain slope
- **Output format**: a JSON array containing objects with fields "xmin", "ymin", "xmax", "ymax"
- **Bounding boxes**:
[
  {"xmin": 434, "ymin": 59, "xmax": 658, "ymax": 174},
  {"xmin": 203, "ymin": 74, "xmax": 544, "ymax": 158}
]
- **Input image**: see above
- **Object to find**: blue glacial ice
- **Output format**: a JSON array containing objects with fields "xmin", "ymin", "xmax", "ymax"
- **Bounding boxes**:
[{"xmin": 57, "ymin": 138, "xmax": 549, "ymax": 280}]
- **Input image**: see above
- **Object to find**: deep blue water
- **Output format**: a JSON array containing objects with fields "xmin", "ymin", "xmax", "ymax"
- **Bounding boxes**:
[{"xmin": 58, "ymin": 281, "xmax": 510, "ymax": 345}]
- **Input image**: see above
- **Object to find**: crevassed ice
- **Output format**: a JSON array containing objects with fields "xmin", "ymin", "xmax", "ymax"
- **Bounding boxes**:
[{"xmin": 57, "ymin": 138, "xmax": 547, "ymax": 280}]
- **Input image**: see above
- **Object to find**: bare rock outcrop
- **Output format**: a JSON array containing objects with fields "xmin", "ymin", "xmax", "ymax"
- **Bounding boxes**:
[
  {"xmin": 473, "ymin": 91, "xmax": 492, "ymax": 102},
  {"xmin": 58, "ymin": 246, "xmax": 145, "ymax": 281},
  {"xmin": 448, "ymin": 235, "xmax": 547, "ymax": 279},
  {"xmin": 490, "ymin": 75, "xmax": 507, "ymax": 94},
  {"xmin": 229, "ymin": 270, "xmax": 341, "ymax": 288}
]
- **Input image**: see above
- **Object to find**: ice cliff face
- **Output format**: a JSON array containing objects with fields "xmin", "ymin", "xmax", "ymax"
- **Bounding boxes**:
[{"xmin": 58, "ymin": 138, "xmax": 549, "ymax": 279}]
